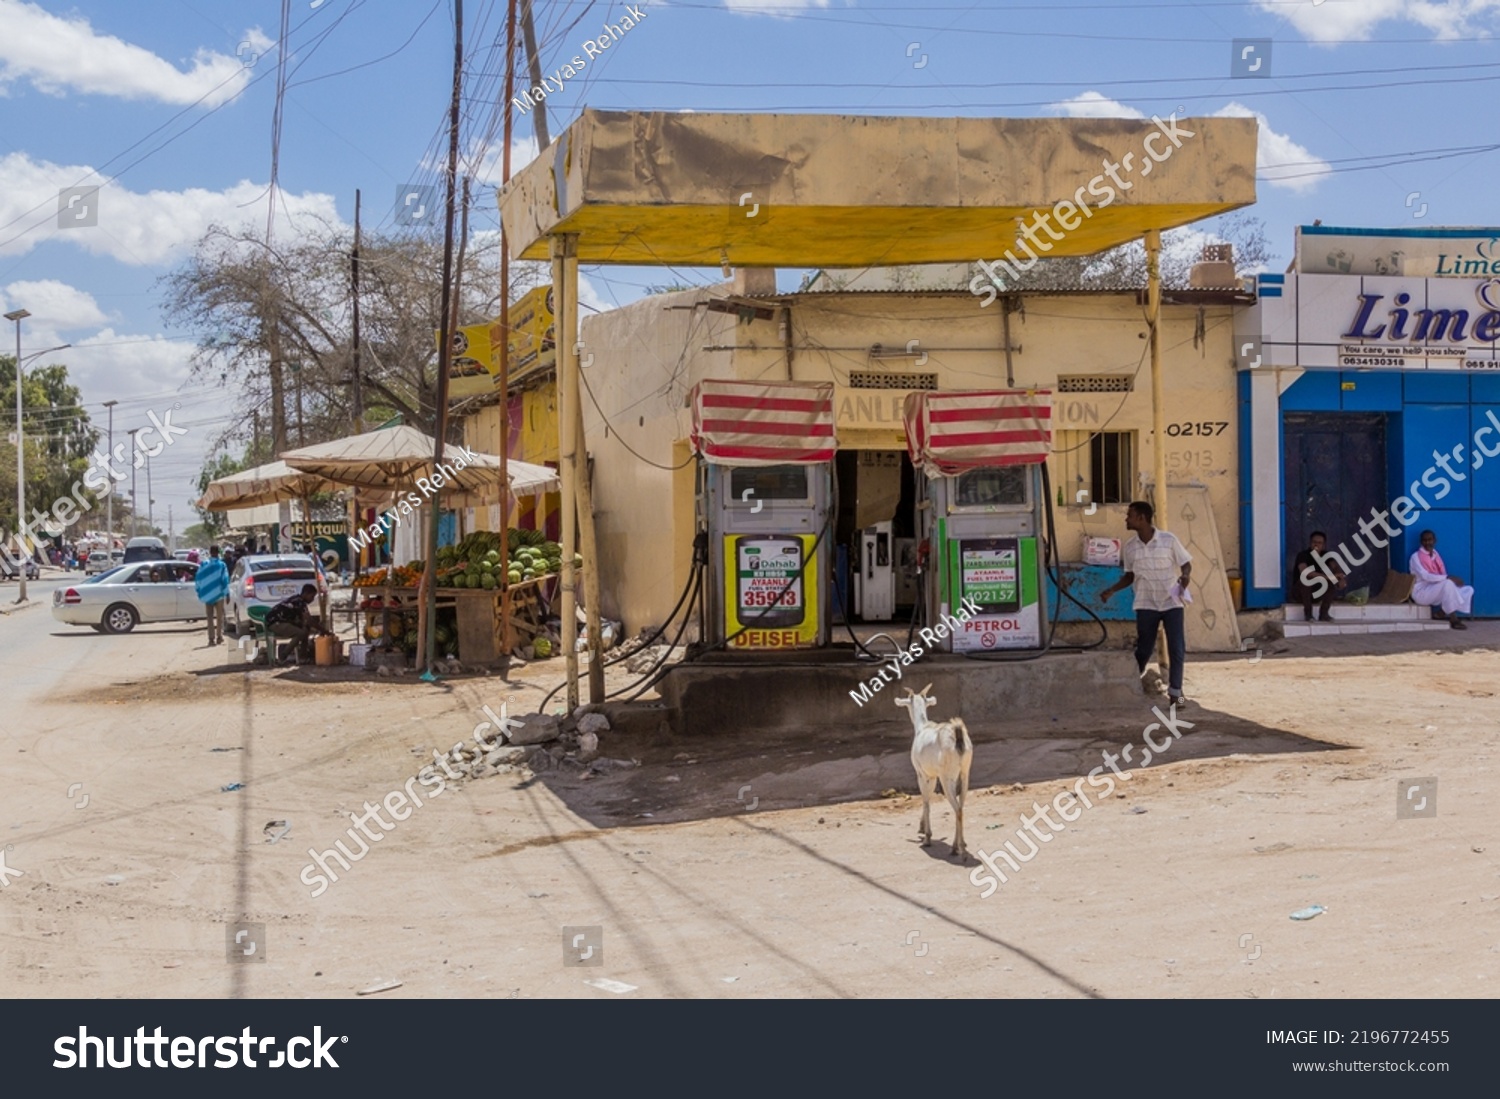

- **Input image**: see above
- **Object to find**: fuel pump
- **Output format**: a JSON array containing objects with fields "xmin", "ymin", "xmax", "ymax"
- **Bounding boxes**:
[
  {"xmin": 689, "ymin": 379, "xmax": 837, "ymax": 652},
  {"xmin": 903, "ymin": 389, "xmax": 1054, "ymax": 653},
  {"xmin": 703, "ymin": 462, "xmax": 831, "ymax": 649},
  {"xmin": 920, "ymin": 466, "xmax": 1046, "ymax": 651}
]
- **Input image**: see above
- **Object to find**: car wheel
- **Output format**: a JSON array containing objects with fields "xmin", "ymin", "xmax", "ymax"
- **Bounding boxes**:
[{"xmin": 102, "ymin": 603, "xmax": 138, "ymax": 634}]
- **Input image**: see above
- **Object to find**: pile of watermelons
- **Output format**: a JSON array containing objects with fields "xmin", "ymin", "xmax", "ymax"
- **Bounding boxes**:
[{"xmin": 429, "ymin": 529, "xmax": 580, "ymax": 589}]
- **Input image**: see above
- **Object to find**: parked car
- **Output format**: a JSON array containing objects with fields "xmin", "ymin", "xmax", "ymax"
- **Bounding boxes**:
[
  {"xmin": 52, "ymin": 561, "xmax": 200, "ymax": 634},
  {"xmin": 83, "ymin": 551, "xmax": 113, "ymax": 576},
  {"xmin": 227, "ymin": 554, "xmax": 327, "ymax": 637},
  {"xmin": 0, "ymin": 556, "xmax": 40, "ymax": 580}
]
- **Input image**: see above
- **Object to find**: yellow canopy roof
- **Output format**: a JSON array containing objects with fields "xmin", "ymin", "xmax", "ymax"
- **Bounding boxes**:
[{"xmin": 499, "ymin": 110, "xmax": 1258, "ymax": 268}]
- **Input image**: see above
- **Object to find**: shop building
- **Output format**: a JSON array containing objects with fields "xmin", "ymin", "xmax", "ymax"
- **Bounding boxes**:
[{"xmin": 1237, "ymin": 225, "xmax": 1500, "ymax": 617}]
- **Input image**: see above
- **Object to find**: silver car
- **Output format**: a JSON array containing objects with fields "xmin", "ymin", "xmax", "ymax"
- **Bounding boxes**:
[{"xmin": 52, "ymin": 561, "xmax": 201, "ymax": 634}]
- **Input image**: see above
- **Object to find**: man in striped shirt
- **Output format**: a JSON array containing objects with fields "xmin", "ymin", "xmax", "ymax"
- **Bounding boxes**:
[
  {"xmin": 1099, "ymin": 500, "xmax": 1193, "ymax": 706},
  {"xmin": 194, "ymin": 544, "xmax": 230, "ymax": 646}
]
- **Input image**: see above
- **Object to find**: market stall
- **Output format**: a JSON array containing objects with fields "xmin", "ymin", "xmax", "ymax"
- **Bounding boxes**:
[{"xmin": 281, "ymin": 426, "xmax": 562, "ymax": 668}]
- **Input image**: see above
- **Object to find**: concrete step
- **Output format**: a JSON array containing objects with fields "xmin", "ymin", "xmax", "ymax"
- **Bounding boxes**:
[
  {"xmin": 1283, "ymin": 603, "xmax": 1432, "ymax": 622},
  {"xmin": 1283, "ymin": 620, "xmax": 1451, "ymax": 637}
]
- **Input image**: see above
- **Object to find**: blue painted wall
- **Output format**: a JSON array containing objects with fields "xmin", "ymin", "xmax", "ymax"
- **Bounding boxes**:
[{"xmin": 1248, "ymin": 371, "xmax": 1500, "ymax": 616}]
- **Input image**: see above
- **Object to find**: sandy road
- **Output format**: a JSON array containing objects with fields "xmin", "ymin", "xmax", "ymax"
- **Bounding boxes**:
[{"xmin": 3, "ymin": 586, "xmax": 1498, "ymax": 999}]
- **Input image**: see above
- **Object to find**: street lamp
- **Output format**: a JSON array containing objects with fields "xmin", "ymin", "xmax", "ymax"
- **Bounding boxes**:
[
  {"xmin": 127, "ymin": 428, "xmax": 140, "ymax": 538},
  {"xmin": 102, "ymin": 399, "xmax": 118, "ymax": 547},
  {"xmin": 4, "ymin": 308, "xmax": 32, "ymax": 602}
]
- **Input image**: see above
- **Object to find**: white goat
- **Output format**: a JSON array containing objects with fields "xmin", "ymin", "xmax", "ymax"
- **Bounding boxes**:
[{"xmin": 894, "ymin": 683, "xmax": 973, "ymax": 859}]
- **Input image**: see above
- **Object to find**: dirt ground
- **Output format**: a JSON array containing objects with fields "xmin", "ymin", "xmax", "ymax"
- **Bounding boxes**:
[{"xmin": 3, "ymin": 579, "xmax": 1498, "ymax": 999}]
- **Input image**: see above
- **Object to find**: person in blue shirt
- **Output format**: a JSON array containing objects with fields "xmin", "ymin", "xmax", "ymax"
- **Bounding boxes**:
[{"xmin": 194, "ymin": 544, "xmax": 230, "ymax": 646}]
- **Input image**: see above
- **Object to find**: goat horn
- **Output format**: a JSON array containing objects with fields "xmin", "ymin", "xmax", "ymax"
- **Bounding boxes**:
[{"xmin": 919, "ymin": 683, "xmax": 932, "ymax": 697}]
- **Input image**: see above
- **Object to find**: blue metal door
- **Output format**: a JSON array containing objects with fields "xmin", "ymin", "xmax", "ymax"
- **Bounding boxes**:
[{"xmin": 1283, "ymin": 413, "xmax": 1388, "ymax": 597}]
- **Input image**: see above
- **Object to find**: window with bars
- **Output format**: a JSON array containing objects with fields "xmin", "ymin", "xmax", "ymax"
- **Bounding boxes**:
[{"xmin": 1054, "ymin": 429, "xmax": 1135, "ymax": 506}]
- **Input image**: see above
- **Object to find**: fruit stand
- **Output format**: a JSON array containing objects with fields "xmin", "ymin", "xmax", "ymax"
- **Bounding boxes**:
[{"xmin": 351, "ymin": 528, "xmax": 576, "ymax": 665}]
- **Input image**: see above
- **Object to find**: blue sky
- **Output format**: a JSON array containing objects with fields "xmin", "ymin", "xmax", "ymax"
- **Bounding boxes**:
[{"xmin": 2, "ymin": 0, "xmax": 1499, "ymax": 526}]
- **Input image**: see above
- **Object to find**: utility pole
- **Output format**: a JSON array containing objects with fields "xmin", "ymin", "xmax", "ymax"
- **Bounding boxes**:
[
  {"xmin": 351, "ymin": 188, "xmax": 364, "ymax": 430},
  {"xmin": 146, "ymin": 449, "xmax": 154, "ymax": 534},
  {"xmin": 423, "ymin": 0, "xmax": 463, "ymax": 679},
  {"xmin": 6, "ymin": 307, "xmax": 30, "ymax": 603},
  {"xmin": 127, "ymin": 428, "xmax": 140, "ymax": 538},
  {"xmin": 519, "ymin": 0, "xmax": 550, "ymax": 149},
  {"xmin": 253, "ymin": 409, "xmax": 262, "ymax": 463},
  {"xmin": 497, "ymin": 0, "xmax": 517, "ymax": 648},
  {"xmin": 102, "ymin": 399, "xmax": 117, "ymax": 545},
  {"xmin": 168, "ymin": 504, "xmax": 174, "ymax": 554}
]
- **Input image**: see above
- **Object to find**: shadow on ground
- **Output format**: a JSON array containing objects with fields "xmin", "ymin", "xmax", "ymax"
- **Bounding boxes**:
[{"xmin": 511, "ymin": 699, "xmax": 1347, "ymax": 830}]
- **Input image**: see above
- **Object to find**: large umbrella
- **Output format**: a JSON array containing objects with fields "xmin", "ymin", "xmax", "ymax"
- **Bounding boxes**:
[
  {"xmin": 280, "ymin": 424, "xmax": 510, "ymax": 496},
  {"xmin": 195, "ymin": 460, "xmax": 345, "ymax": 512}
]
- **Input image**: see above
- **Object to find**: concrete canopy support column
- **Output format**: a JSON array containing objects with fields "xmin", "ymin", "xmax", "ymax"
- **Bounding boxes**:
[
  {"xmin": 1145, "ymin": 229, "xmax": 1168, "ymax": 530},
  {"xmin": 551, "ymin": 235, "xmax": 579, "ymax": 710}
]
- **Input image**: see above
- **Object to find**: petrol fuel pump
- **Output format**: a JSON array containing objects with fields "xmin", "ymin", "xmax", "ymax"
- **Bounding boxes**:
[
  {"xmin": 689, "ymin": 380, "xmax": 837, "ymax": 652},
  {"xmin": 920, "ymin": 466, "xmax": 1047, "ymax": 651},
  {"xmin": 903, "ymin": 389, "xmax": 1054, "ymax": 654}
]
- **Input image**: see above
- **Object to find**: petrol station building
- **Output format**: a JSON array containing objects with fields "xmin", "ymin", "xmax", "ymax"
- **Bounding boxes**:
[
  {"xmin": 495, "ymin": 108, "xmax": 1259, "ymax": 701},
  {"xmin": 577, "ymin": 272, "xmax": 1252, "ymax": 646}
]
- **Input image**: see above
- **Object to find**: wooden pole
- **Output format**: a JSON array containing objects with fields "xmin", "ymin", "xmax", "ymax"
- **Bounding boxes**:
[
  {"xmin": 552, "ymin": 234, "xmax": 579, "ymax": 710},
  {"xmin": 424, "ymin": 0, "xmax": 463, "ymax": 678},
  {"xmin": 498, "ymin": 0, "xmax": 517, "ymax": 657},
  {"xmin": 566, "ymin": 251, "xmax": 604, "ymax": 704},
  {"xmin": 1145, "ymin": 229, "xmax": 1168, "ymax": 529}
]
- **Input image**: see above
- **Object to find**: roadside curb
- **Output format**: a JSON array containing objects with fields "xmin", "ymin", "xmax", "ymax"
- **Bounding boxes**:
[{"xmin": 0, "ymin": 598, "xmax": 42, "ymax": 617}]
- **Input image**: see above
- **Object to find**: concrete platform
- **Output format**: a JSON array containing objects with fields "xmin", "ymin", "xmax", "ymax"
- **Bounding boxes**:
[
  {"xmin": 1281, "ymin": 602, "xmax": 1449, "ymax": 637},
  {"xmin": 654, "ymin": 647, "xmax": 1144, "ymax": 736}
]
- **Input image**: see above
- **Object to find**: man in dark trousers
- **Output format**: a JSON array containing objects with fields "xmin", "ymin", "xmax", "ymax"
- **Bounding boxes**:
[
  {"xmin": 265, "ymin": 582, "xmax": 319, "ymax": 664},
  {"xmin": 1099, "ymin": 500, "xmax": 1193, "ymax": 707},
  {"xmin": 1290, "ymin": 531, "xmax": 1347, "ymax": 622}
]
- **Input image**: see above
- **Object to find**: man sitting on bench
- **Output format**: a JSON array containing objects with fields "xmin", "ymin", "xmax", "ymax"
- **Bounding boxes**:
[{"xmin": 265, "ymin": 583, "xmax": 319, "ymax": 663}]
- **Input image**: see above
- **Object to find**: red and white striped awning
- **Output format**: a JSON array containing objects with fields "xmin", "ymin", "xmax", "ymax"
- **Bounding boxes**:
[
  {"xmin": 689, "ymin": 380, "xmax": 837, "ymax": 466},
  {"xmin": 903, "ymin": 389, "xmax": 1053, "ymax": 474}
]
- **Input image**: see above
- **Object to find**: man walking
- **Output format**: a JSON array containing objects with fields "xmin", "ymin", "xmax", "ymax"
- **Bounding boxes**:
[
  {"xmin": 1099, "ymin": 500, "xmax": 1193, "ymax": 706},
  {"xmin": 195, "ymin": 544, "xmax": 230, "ymax": 646}
]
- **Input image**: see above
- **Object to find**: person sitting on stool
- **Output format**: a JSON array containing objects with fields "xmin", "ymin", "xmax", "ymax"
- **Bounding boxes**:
[
  {"xmin": 1410, "ymin": 530, "xmax": 1474, "ymax": 630},
  {"xmin": 265, "ymin": 583, "xmax": 319, "ymax": 663}
]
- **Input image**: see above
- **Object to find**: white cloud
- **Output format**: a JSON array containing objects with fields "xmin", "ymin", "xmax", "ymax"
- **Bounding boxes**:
[
  {"xmin": 1049, "ymin": 92, "xmax": 1146, "ymax": 119},
  {"xmin": 723, "ymin": 0, "xmax": 831, "ymax": 16},
  {"xmin": 0, "ymin": 152, "xmax": 342, "ymax": 265},
  {"xmin": 1214, "ymin": 103, "xmax": 1331, "ymax": 192},
  {"xmin": 0, "ymin": 0, "xmax": 270, "ymax": 107},
  {"xmin": 1256, "ymin": 0, "xmax": 1500, "ymax": 43},
  {"xmin": 1, "ymin": 279, "xmax": 110, "ymax": 331}
]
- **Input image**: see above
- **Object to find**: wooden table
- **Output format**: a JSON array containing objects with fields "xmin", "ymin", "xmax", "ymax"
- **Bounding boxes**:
[{"xmin": 354, "ymin": 579, "xmax": 555, "ymax": 665}]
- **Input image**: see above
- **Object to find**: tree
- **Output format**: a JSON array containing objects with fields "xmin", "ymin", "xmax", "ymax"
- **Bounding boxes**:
[
  {"xmin": 0, "ymin": 353, "xmax": 101, "ymax": 537},
  {"xmin": 194, "ymin": 452, "xmax": 245, "ymax": 537},
  {"xmin": 159, "ymin": 218, "xmax": 548, "ymax": 463},
  {"xmin": 981, "ymin": 212, "xmax": 1274, "ymax": 292}
]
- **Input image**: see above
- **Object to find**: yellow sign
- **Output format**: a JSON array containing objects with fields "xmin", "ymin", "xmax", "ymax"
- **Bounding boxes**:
[
  {"xmin": 439, "ymin": 322, "xmax": 501, "ymax": 399},
  {"xmin": 506, "ymin": 285, "xmax": 555, "ymax": 384},
  {"xmin": 723, "ymin": 533, "xmax": 820, "ymax": 649}
]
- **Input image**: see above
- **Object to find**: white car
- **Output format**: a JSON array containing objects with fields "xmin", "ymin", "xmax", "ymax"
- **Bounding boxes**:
[
  {"xmin": 227, "ymin": 554, "xmax": 327, "ymax": 637},
  {"xmin": 83, "ymin": 551, "xmax": 113, "ymax": 576},
  {"xmin": 52, "ymin": 561, "xmax": 201, "ymax": 634}
]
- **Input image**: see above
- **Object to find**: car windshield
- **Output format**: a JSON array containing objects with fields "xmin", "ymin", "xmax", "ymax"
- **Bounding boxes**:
[
  {"xmin": 86, "ymin": 567, "xmax": 127, "ymax": 583},
  {"xmin": 248, "ymin": 557, "xmax": 315, "ymax": 572}
]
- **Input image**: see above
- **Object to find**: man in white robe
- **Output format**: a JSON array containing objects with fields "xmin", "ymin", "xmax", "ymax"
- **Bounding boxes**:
[{"xmin": 1409, "ymin": 529, "xmax": 1473, "ymax": 629}]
